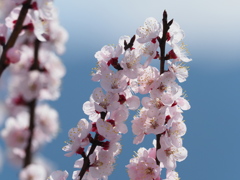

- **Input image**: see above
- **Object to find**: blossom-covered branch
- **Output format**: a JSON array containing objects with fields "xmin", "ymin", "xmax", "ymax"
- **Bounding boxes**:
[
  {"xmin": 0, "ymin": 0, "xmax": 32, "ymax": 77},
  {"xmin": 48, "ymin": 10, "xmax": 191, "ymax": 180},
  {"xmin": 0, "ymin": 0, "xmax": 68, "ymax": 179}
]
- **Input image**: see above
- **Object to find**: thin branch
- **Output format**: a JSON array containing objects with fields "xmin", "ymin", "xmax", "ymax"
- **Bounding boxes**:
[
  {"xmin": 23, "ymin": 38, "xmax": 41, "ymax": 168},
  {"xmin": 156, "ymin": 10, "xmax": 173, "ymax": 166},
  {"xmin": 23, "ymin": 99, "xmax": 36, "ymax": 168},
  {"xmin": 79, "ymin": 112, "xmax": 107, "ymax": 179}
]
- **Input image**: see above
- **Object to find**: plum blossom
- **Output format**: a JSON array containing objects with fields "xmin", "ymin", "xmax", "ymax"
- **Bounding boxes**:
[
  {"xmin": 47, "ymin": 170, "xmax": 69, "ymax": 180},
  {"xmin": 33, "ymin": 0, "xmax": 54, "ymax": 20},
  {"xmin": 138, "ymin": 66, "xmax": 159, "ymax": 94},
  {"xmin": 95, "ymin": 45, "xmax": 122, "ymax": 65},
  {"xmin": 1, "ymin": 112, "xmax": 29, "ymax": 149},
  {"xmin": 169, "ymin": 43, "xmax": 192, "ymax": 63},
  {"xmin": 141, "ymin": 94, "xmax": 171, "ymax": 118},
  {"xmin": 19, "ymin": 164, "xmax": 47, "ymax": 180},
  {"xmin": 74, "ymin": 146, "xmax": 116, "ymax": 179},
  {"xmin": 92, "ymin": 87, "xmax": 119, "ymax": 113},
  {"xmin": 5, "ymin": 6, "xmax": 32, "ymax": 34},
  {"xmin": 141, "ymin": 42, "xmax": 159, "ymax": 67},
  {"xmin": 34, "ymin": 104, "xmax": 59, "ymax": 143},
  {"xmin": 100, "ymin": 70, "xmax": 128, "ymax": 93},
  {"xmin": 43, "ymin": 17, "xmax": 68, "ymax": 54},
  {"xmin": 136, "ymin": 17, "xmax": 161, "ymax": 43},
  {"xmin": 96, "ymin": 118, "xmax": 121, "ymax": 141},
  {"xmin": 120, "ymin": 49, "xmax": 143, "ymax": 79},
  {"xmin": 88, "ymin": 149, "xmax": 115, "ymax": 178},
  {"xmin": 164, "ymin": 170, "xmax": 180, "ymax": 180},
  {"xmin": 126, "ymin": 147, "xmax": 161, "ymax": 180},
  {"xmin": 168, "ymin": 61, "xmax": 188, "ymax": 83},
  {"xmin": 157, "ymin": 134, "xmax": 187, "ymax": 170},
  {"xmin": 6, "ymin": 47, "xmax": 22, "ymax": 63},
  {"xmin": 109, "ymin": 107, "xmax": 129, "ymax": 134},
  {"xmin": 132, "ymin": 108, "xmax": 148, "ymax": 144},
  {"xmin": 167, "ymin": 21, "xmax": 184, "ymax": 45},
  {"xmin": 62, "ymin": 119, "xmax": 91, "ymax": 157},
  {"xmin": 118, "ymin": 88, "xmax": 140, "ymax": 110}
]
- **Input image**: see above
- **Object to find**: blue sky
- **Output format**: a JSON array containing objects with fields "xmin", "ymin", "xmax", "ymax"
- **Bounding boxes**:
[{"xmin": 1, "ymin": 0, "xmax": 240, "ymax": 179}]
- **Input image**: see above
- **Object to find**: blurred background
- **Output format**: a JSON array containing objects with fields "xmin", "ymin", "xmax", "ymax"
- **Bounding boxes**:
[{"xmin": 1, "ymin": 0, "xmax": 240, "ymax": 179}]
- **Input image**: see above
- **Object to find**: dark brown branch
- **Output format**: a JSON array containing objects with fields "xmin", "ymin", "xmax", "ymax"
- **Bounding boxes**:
[
  {"xmin": 79, "ymin": 112, "xmax": 107, "ymax": 179},
  {"xmin": 124, "ymin": 35, "xmax": 136, "ymax": 51},
  {"xmin": 29, "ymin": 39, "xmax": 41, "ymax": 71},
  {"xmin": 156, "ymin": 10, "xmax": 173, "ymax": 166},
  {"xmin": 23, "ymin": 38, "xmax": 41, "ymax": 168},
  {"xmin": 23, "ymin": 99, "xmax": 36, "ymax": 168},
  {"xmin": 0, "ymin": 0, "xmax": 33, "ymax": 77},
  {"xmin": 79, "ymin": 134, "xmax": 99, "ymax": 180}
]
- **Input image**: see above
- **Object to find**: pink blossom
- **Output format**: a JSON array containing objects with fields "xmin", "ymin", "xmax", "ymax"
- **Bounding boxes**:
[
  {"xmin": 109, "ymin": 107, "xmax": 129, "ymax": 134},
  {"xmin": 96, "ymin": 118, "xmax": 121, "ymax": 141},
  {"xmin": 100, "ymin": 70, "xmax": 128, "ymax": 93},
  {"xmin": 138, "ymin": 66, "xmax": 159, "ymax": 94},
  {"xmin": 63, "ymin": 119, "xmax": 91, "ymax": 157},
  {"xmin": 30, "ymin": 10, "xmax": 48, "ymax": 41},
  {"xmin": 35, "ymin": 104, "xmax": 59, "ymax": 143},
  {"xmin": 168, "ymin": 61, "xmax": 188, "ymax": 83},
  {"xmin": 7, "ymin": 148, "xmax": 26, "ymax": 167},
  {"xmin": 95, "ymin": 45, "xmax": 122, "ymax": 65},
  {"xmin": 132, "ymin": 108, "xmax": 148, "ymax": 144},
  {"xmin": 1, "ymin": 112, "xmax": 29, "ymax": 149},
  {"xmin": 120, "ymin": 49, "xmax": 143, "ymax": 79},
  {"xmin": 141, "ymin": 42, "xmax": 159, "ymax": 67},
  {"xmin": 20, "ymin": 70, "xmax": 45, "ymax": 101},
  {"xmin": 170, "ymin": 44, "xmax": 192, "ymax": 62},
  {"xmin": 92, "ymin": 87, "xmax": 119, "ymax": 113},
  {"xmin": 119, "ymin": 88, "xmax": 140, "ymax": 110},
  {"xmin": 33, "ymin": 0, "xmax": 54, "ymax": 20},
  {"xmin": 136, "ymin": 17, "xmax": 161, "ymax": 43},
  {"xmin": 83, "ymin": 98, "xmax": 100, "ymax": 122},
  {"xmin": 5, "ymin": 6, "xmax": 32, "ymax": 35},
  {"xmin": 6, "ymin": 47, "xmax": 22, "ymax": 63},
  {"xmin": 144, "ymin": 113, "xmax": 166, "ymax": 135},
  {"xmin": 44, "ymin": 17, "xmax": 68, "ymax": 54},
  {"xmin": 9, "ymin": 45, "xmax": 33, "ymax": 74},
  {"xmin": 47, "ymin": 170, "xmax": 69, "ymax": 180},
  {"xmin": 167, "ymin": 21, "xmax": 184, "ymax": 45},
  {"xmin": 126, "ymin": 147, "xmax": 160, "ymax": 180},
  {"xmin": 157, "ymin": 134, "xmax": 187, "ymax": 170},
  {"xmin": 19, "ymin": 164, "xmax": 47, "ymax": 180},
  {"xmin": 74, "ymin": 147, "xmax": 116, "ymax": 179},
  {"xmin": 88, "ymin": 148, "xmax": 115, "ymax": 178},
  {"xmin": 164, "ymin": 170, "xmax": 180, "ymax": 180},
  {"xmin": 141, "ymin": 95, "xmax": 170, "ymax": 118}
]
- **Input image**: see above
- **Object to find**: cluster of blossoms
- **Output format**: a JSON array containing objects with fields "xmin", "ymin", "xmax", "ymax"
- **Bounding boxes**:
[
  {"xmin": 49, "ymin": 11, "xmax": 191, "ymax": 180},
  {"xmin": 0, "ymin": 0, "xmax": 67, "ymax": 179}
]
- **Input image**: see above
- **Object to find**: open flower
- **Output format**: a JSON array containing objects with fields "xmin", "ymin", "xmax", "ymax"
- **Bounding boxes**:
[{"xmin": 136, "ymin": 17, "xmax": 161, "ymax": 43}]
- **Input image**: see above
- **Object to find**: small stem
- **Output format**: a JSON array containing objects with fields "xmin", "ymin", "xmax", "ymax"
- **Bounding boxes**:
[{"xmin": 0, "ymin": 0, "xmax": 33, "ymax": 77}]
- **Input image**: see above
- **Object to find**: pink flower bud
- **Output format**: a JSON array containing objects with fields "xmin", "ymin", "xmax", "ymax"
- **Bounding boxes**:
[{"xmin": 6, "ymin": 47, "xmax": 21, "ymax": 64}]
